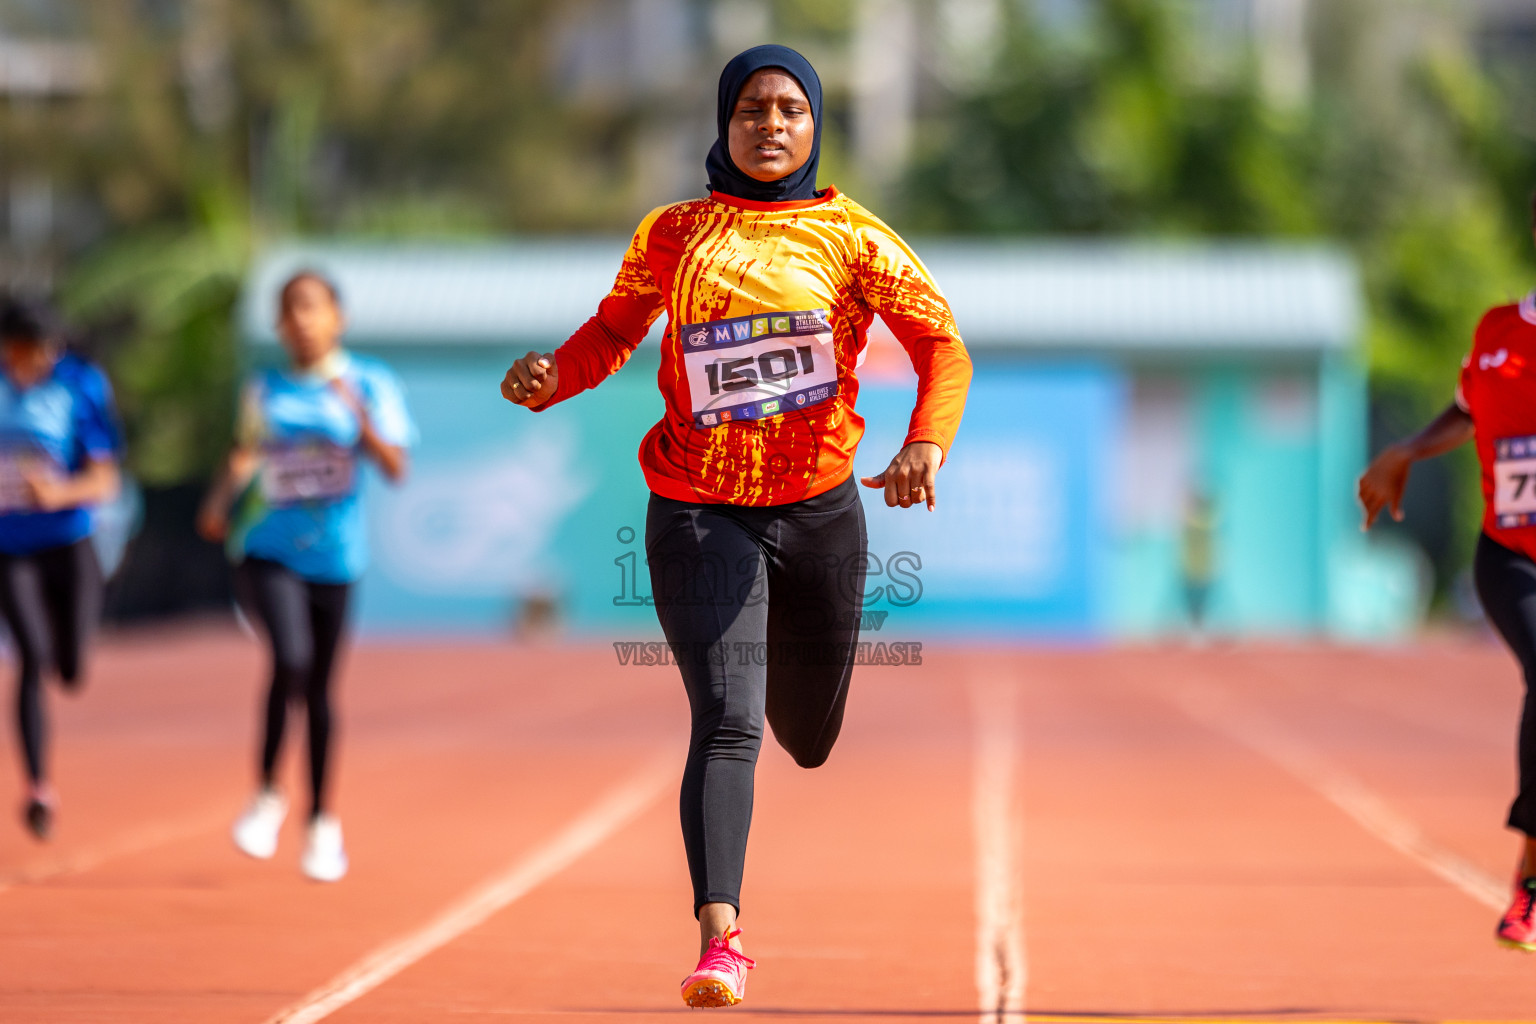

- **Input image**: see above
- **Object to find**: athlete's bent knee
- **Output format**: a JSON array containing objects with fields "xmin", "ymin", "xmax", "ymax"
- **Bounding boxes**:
[
  {"xmin": 271, "ymin": 644, "xmax": 313, "ymax": 680},
  {"xmin": 788, "ymin": 744, "xmax": 833, "ymax": 770}
]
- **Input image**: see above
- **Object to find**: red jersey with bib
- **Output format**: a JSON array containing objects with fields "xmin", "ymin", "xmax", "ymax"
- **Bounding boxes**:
[
  {"xmin": 534, "ymin": 187, "xmax": 972, "ymax": 506},
  {"xmin": 1457, "ymin": 292, "xmax": 1536, "ymax": 559}
]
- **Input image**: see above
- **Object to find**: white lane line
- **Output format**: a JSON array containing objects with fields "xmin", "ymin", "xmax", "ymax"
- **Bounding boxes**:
[
  {"xmin": 1163, "ymin": 675, "xmax": 1505, "ymax": 911},
  {"xmin": 261, "ymin": 758, "xmax": 674, "ymax": 1024},
  {"xmin": 0, "ymin": 804, "xmax": 228, "ymax": 894},
  {"xmin": 972, "ymin": 677, "xmax": 1025, "ymax": 1024}
]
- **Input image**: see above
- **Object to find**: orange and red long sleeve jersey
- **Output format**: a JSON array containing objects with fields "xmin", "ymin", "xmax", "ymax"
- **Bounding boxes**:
[
  {"xmin": 1456, "ymin": 292, "xmax": 1536, "ymax": 561},
  {"xmin": 537, "ymin": 187, "xmax": 973, "ymax": 506}
]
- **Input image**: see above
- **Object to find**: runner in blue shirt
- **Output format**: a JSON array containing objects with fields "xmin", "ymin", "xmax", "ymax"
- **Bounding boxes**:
[
  {"xmin": 198, "ymin": 271, "xmax": 413, "ymax": 882},
  {"xmin": 0, "ymin": 297, "xmax": 122, "ymax": 840}
]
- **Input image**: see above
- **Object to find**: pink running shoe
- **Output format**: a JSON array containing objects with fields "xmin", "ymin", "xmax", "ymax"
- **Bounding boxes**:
[
  {"xmin": 23, "ymin": 782, "xmax": 55, "ymax": 841},
  {"xmin": 681, "ymin": 928, "xmax": 755, "ymax": 1007},
  {"xmin": 1498, "ymin": 876, "xmax": 1536, "ymax": 951}
]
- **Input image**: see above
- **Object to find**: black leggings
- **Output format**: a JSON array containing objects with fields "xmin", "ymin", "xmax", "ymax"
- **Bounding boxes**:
[
  {"xmin": 235, "ymin": 558, "xmax": 351, "ymax": 820},
  {"xmin": 1474, "ymin": 532, "xmax": 1536, "ymax": 837},
  {"xmin": 646, "ymin": 475, "xmax": 867, "ymax": 916},
  {"xmin": 0, "ymin": 539, "xmax": 103, "ymax": 784}
]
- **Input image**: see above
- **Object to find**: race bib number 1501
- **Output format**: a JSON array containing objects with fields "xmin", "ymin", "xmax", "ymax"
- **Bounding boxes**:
[
  {"xmin": 680, "ymin": 309, "xmax": 840, "ymax": 429},
  {"xmin": 1495, "ymin": 434, "xmax": 1536, "ymax": 528}
]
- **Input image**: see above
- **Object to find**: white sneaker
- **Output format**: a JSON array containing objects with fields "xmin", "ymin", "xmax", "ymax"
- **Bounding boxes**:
[
  {"xmin": 301, "ymin": 814, "xmax": 348, "ymax": 882},
  {"xmin": 232, "ymin": 789, "xmax": 287, "ymax": 859}
]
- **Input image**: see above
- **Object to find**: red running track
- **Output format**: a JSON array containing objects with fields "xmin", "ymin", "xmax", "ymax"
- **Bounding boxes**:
[{"xmin": 0, "ymin": 626, "xmax": 1532, "ymax": 1022}]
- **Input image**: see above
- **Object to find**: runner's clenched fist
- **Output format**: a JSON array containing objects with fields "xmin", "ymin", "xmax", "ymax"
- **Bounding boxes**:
[{"xmin": 501, "ymin": 352, "xmax": 558, "ymax": 408}]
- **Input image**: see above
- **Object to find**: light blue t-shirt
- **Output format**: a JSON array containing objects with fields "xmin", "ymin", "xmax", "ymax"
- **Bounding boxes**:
[
  {"xmin": 233, "ymin": 352, "xmax": 415, "ymax": 584},
  {"xmin": 0, "ymin": 354, "xmax": 123, "ymax": 555}
]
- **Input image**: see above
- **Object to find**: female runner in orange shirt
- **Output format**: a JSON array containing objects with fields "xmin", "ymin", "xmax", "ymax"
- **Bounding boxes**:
[{"xmin": 502, "ymin": 45, "xmax": 971, "ymax": 1006}]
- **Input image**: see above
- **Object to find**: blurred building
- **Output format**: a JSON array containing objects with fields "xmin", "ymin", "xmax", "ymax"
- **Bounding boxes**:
[
  {"xmin": 1469, "ymin": 0, "xmax": 1536, "ymax": 88},
  {"xmin": 240, "ymin": 239, "xmax": 1410, "ymax": 641},
  {"xmin": 5, "ymin": 0, "xmax": 1531, "ymax": 280},
  {"xmin": 0, "ymin": 17, "xmax": 98, "ymax": 291}
]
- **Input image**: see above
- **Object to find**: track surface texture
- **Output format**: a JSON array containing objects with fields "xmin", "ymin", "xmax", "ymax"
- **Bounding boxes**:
[{"xmin": 0, "ymin": 626, "xmax": 1533, "ymax": 1022}]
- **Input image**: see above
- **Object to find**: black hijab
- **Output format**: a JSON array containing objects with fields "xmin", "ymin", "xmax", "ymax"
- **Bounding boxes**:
[{"xmin": 705, "ymin": 44, "xmax": 823, "ymax": 203}]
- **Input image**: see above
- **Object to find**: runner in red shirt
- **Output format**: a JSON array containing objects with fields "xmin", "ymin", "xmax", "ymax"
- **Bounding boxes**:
[{"xmin": 1359, "ymin": 193, "xmax": 1536, "ymax": 950}]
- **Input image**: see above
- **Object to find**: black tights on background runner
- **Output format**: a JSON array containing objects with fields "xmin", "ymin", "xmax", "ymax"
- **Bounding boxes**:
[
  {"xmin": 0, "ymin": 538, "xmax": 102, "ymax": 783},
  {"xmin": 646, "ymin": 475, "xmax": 867, "ymax": 916},
  {"xmin": 235, "ymin": 557, "xmax": 350, "ymax": 820},
  {"xmin": 1475, "ymin": 532, "xmax": 1536, "ymax": 836}
]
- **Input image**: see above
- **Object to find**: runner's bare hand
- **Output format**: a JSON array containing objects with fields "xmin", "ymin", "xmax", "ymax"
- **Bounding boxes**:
[
  {"xmin": 21, "ymin": 467, "xmax": 69, "ymax": 512},
  {"xmin": 861, "ymin": 441, "xmax": 943, "ymax": 510},
  {"xmin": 1358, "ymin": 443, "xmax": 1412, "ymax": 530},
  {"xmin": 327, "ymin": 377, "xmax": 366, "ymax": 421},
  {"xmin": 501, "ymin": 352, "xmax": 557, "ymax": 409},
  {"xmin": 197, "ymin": 504, "xmax": 229, "ymax": 543}
]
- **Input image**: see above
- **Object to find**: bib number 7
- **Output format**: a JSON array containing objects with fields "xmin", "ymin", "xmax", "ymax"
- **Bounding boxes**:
[{"xmin": 1494, "ymin": 434, "xmax": 1536, "ymax": 527}]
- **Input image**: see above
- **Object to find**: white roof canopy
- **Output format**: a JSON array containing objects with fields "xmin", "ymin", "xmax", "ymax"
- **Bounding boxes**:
[{"xmin": 242, "ymin": 239, "xmax": 1359, "ymax": 352}]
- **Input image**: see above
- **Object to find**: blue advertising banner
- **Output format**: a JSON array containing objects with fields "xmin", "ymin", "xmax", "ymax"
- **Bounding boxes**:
[
  {"xmin": 853, "ymin": 365, "xmax": 1124, "ymax": 639},
  {"xmin": 350, "ymin": 353, "xmax": 1123, "ymax": 639},
  {"xmin": 355, "ymin": 351, "xmax": 660, "ymax": 635}
]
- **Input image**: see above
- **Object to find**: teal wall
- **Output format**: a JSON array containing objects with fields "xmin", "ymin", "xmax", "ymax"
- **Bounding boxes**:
[
  {"xmin": 856, "ymin": 365, "xmax": 1124, "ymax": 639},
  {"xmin": 258, "ymin": 342, "xmax": 1369, "ymax": 640},
  {"xmin": 1206, "ymin": 367, "xmax": 1321, "ymax": 632},
  {"xmin": 345, "ymin": 350, "xmax": 1129, "ymax": 639},
  {"xmin": 347, "ymin": 348, "xmax": 663, "ymax": 635},
  {"xmin": 1106, "ymin": 359, "xmax": 1359, "ymax": 637}
]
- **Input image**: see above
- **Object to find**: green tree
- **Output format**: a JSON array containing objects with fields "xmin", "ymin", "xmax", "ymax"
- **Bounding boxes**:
[
  {"xmin": 900, "ymin": 0, "xmax": 1536, "ymax": 589},
  {"xmin": 12, "ymin": 0, "xmax": 601, "ymax": 484}
]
